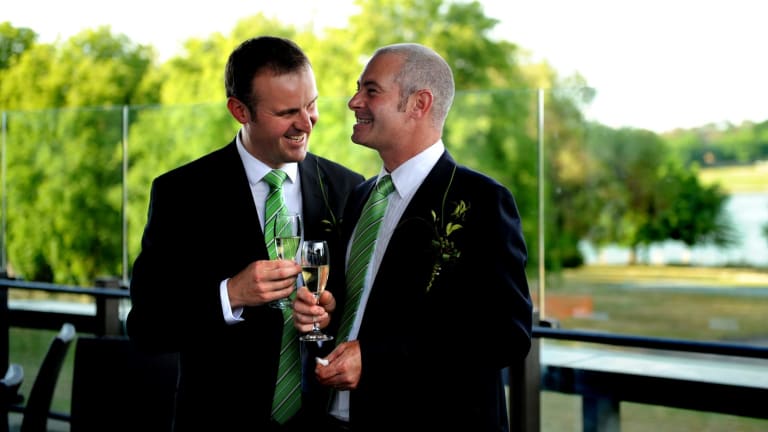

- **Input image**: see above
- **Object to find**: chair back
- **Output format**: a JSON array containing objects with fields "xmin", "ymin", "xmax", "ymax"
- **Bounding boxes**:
[
  {"xmin": 20, "ymin": 322, "xmax": 76, "ymax": 432},
  {"xmin": 70, "ymin": 336, "xmax": 178, "ymax": 432},
  {"xmin": 1, "ymin": 364, "xmax": 24, "ymax": 432}
]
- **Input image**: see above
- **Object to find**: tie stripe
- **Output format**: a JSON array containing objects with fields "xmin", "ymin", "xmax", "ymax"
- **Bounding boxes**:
[
  {"xmin": 338, "ymin": 175, "xmax": 395, "ymax": 342},
  {"xmin": 263, "ymin": 169, "xmax": 302, "ymax": 424},
  {"xmin": 263, "ymin": 170, "xmax": 288, "ymax": 260}
]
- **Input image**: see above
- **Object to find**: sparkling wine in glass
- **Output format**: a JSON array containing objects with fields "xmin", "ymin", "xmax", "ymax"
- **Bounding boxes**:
[
  {"xmin": 299, "ymin": 240, "xmax": 333, "ymax": 342},
  {"xmin": 270, "ymin": 213, "xmax": 302, "ymax": 309}
]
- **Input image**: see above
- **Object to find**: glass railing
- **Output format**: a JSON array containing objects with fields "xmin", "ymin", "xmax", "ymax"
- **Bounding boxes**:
[{"xmin": 2, "ymin": 88, "xmax": 766, "ymax": 346}]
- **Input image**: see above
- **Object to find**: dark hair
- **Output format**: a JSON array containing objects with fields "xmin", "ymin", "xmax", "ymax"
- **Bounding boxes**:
[{"xmin": 224, "ymin": 36, "xmax": 311, "ymax": 111}]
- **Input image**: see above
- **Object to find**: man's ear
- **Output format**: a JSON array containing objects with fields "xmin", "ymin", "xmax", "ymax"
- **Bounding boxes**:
[
  {"xmin": 409, "ymin": 89, "xmax": 434, "ymax": 120},
  {"xmin": 227, "ymin": 97, "xmax": 250, "ymax": 124}
]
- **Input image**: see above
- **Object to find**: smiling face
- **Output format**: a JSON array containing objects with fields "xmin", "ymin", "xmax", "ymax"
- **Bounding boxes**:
[
  {"xmin": 347, "ymin": 52, "xmax": 410, "ymax": 154},
  {"xmin": 237, "ymin": 66, "xmax": 318, "ymax": 168}
]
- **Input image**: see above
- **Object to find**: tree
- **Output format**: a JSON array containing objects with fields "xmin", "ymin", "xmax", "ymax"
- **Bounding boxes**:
[
  {"xmin": 2, "ymin": 27, "xmax": 157, "ymax": 283},
  {"xmin": 584, "ymin": 125, "xmax": 670, "ymax": 263},
  {"xmin": 0, "ymin": 22, "xmax": 37, "ymax": 70},
  {"xmin": 583, "ymin": 124, "xmax": 735, "ymax": 264},
  {"xmin": 638, "ymin": 161, "xmax": 736, "ymax": 253}
]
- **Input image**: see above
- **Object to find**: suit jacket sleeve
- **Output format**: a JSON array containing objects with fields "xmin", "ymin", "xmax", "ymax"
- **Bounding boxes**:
[{"xmin": 127, "ymin": 142, "xmax": 267, "ymax": 353}]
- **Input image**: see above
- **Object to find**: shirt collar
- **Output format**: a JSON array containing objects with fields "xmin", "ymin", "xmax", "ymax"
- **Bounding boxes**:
[
  {"xmin": 379, "ymin": 139, "xmax": 444, "ymax": 199},
  {"xmin": 236, "ymin": 131, "xmax": 298, "ymax": 186}
]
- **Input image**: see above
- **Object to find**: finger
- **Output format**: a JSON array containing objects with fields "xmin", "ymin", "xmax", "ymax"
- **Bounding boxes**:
[
  {"xmin": 318, "ymin": 290, "xmax": 336, "ymax": 311},
  {"xmin": 293, "ymin": 308, "xmax": 324, "ymax": 329},
  {"xmin": 292, "ymin": 291, "xmax": 316, "ymax": 313},
  {"xmin": 297, "ymin": 286, "xmax": 316, "ymax": 302},
  {"xmin": 269, "ymin": 260, "xmax": 301, "ymax": 278},
  {"xmin": 325, "ymin": 344, "xmax": 345, "ymax": 362}
]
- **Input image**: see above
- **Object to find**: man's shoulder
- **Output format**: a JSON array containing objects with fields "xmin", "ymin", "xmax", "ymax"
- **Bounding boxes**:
[
  {"xmin": 439, "ymin": 158, "xmax": 504, "ymax": 190},
  {"xmin": 154, "ymin": 142, "xmax": 236, "ymax": 184}
]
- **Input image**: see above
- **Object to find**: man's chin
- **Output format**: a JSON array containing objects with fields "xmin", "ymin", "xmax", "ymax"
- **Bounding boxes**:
[
  {"xmin": 350, "ymin": 136, "xmax": 374, "ymax": 149},
  {"xmin": 350, "ymin": 133, "xmax": 366, "ymax": 146},
  {"xmin": 287, "ymin": 148, "xmax": 308, "ymax": 161}
]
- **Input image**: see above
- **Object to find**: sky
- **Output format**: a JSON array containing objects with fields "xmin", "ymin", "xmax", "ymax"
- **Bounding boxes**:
[{"xmin": 4, "ymin": 0, "xmax": 767, "ymax": 133}]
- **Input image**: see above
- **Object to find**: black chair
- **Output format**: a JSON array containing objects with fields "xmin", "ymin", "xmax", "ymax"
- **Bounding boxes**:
[
  {"xmin": 69, "ymin": 335, "xmax": 178, "ymax": 432},
  {"xmin": 10, "ymin": 323, "xmax": 76, "ymax": 432},
  {"xmin": 1, "ymin": 364, "xmax": 24, "ymax": 432}
]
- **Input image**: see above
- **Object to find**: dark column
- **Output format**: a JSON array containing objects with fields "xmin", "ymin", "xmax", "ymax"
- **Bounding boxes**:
[
  {"xmin": 508, "ymin": 309, "xmax": 541, "ymax": 432},
  {"xmin": 94, "ymin": 276, "xmax": 124, "ymax": 336},
  {"xmin": 1, "ymin": 270, "xmax": 10, "ymax": 373}
]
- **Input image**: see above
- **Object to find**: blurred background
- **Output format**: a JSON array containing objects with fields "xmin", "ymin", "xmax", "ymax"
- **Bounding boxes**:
[{"xmin": 2, "ymin": 0, "xmax": 767, "ymax": 430}]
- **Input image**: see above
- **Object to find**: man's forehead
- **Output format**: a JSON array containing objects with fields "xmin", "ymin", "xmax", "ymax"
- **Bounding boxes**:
[{"xmin": 360, "ymin": 54, "xmax": 401, "ymax": 85}]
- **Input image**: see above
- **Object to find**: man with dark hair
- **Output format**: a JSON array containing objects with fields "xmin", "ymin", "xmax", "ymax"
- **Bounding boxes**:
[{"xmin": 128, "ymin": 36, "xmax": 364, "ymax": 431}]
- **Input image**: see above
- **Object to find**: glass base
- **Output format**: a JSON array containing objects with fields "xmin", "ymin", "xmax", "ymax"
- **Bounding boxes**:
[{"xmin": 299, "ymin": 332, "xmax": 333, "ymax": 342}]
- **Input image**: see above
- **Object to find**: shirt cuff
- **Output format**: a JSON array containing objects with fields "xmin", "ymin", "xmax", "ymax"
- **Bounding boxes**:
[{"xmin": 220, "ymin": 278, "xmax": 243, "ymax": 324}]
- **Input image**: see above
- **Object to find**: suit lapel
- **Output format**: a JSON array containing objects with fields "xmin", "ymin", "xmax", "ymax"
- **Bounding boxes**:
[
  {"xmin": 381, "ymin": 151, "xmax": 457, "ymax": 268},
  {"xmin": 343, "ymin": 178, "xmax": 378, "ymax": 242},
  {"xmin": 298, "ymin": 154, "xmax": 324, "ymax": 239},
  {"xmin": 361, "ymin": 153, "xmax": 457, "ymax": 315},
  {"xmin": 219, "ymin": 141, "xmax": 269, "ymax": 260}
]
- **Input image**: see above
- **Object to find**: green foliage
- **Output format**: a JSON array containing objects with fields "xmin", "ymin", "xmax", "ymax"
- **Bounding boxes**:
[
  {"xmin": 0, "ymin": 21, "xmax": 37, "ymax": 70},
  {"xmin": 0, "ymin": 26, "xmax": 156, "ymax": 110},
  {"xmin": 640, "ymin": 161, "xmax": 735, "ymax": 248},
  {"xmin": 664, "ymin": 120, "xmax": 768, "ymax": 166},
  {"xmin": 446, "ymin": 89, "xmax": 539, "ymax": 262},
  {"xmin": 0, "ymin": 25, "xmax": 159, "ymax": 283},
  {"xmin": 0, "ymin": 43, "xmax": 60, "ymax": 109},
  {"xmin": 126, "ymin": 103, "xmax": 239, "ymax": 271},
  {"xmin": 4, "ymin": 108, "xmax": 123, "ymax": 283},
  {"xmin": 580, "ymin": 124, "xmax": 734, "ymax": 264}
]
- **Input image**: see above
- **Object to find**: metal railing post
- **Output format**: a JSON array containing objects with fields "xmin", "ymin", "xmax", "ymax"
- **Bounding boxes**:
[
  {"xmin": 94, "ymin": 276, "xmax": 124, "ymax": 336},
  {"xmin": 509, "ymin": 309, "xmax": 541, "ymax": 432},
  {"xmin": 1, "ymin": 272, "xmax": 7, "ymax": 373}
]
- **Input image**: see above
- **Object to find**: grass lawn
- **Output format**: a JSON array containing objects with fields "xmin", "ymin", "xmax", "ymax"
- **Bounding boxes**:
[
  {"xmin": 542, "ymin": 393, "xmax": 768, "ymax": 432},
  {"xmin": 699, "ymin": 163, "xmax": 768, "ymax": 194},
  {"xmin": 537, "ymin": 265, "xmax": 768, "ymax": 341}
]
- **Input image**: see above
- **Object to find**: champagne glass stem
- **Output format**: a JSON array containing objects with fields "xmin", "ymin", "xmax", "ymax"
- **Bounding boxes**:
[{"xmin": 311, "ymin": 293, "xmax": 321, "ymax": 332}]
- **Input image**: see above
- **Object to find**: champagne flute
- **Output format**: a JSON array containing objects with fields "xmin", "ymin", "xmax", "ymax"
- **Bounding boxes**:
[
  {"xmin": 298, "ymin": 240, "xmax": 333, "ymax": 342},
  {"xmin": 270, "ymin": 213, "xmax": 302, "ymax": 309}
]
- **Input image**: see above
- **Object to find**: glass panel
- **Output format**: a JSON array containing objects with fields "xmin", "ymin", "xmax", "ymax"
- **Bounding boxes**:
[{"xmin": 539, "ymin": 88, "xmax": 768, "ymax": 343}]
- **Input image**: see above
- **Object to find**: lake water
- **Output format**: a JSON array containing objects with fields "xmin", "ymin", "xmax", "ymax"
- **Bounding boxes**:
[{"xmin": 580, "ymin": 192, "xmax": 768, "ymax": 267}]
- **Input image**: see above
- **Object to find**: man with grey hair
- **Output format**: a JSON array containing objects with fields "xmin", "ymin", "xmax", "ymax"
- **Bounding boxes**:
[{"xmin": 296, "ymin": 42, "xmax": 533, "ymax": 431}]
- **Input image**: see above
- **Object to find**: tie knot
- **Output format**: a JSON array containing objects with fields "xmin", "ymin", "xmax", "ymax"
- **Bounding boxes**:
[
  {"xmin": 264, "ymin": 170, "xmax": 288, "ymax": 190},
  {"xmin": 375, "ymin": 175, "xmax": 395, "ymax": 197}
]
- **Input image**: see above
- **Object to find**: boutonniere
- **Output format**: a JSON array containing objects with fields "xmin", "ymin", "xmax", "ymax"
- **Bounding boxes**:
[{"xmin": 426, "ymin": 166, "xmax": 468, "ymax": 292}]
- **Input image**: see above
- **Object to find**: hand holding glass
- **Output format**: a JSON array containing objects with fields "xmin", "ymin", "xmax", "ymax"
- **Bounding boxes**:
[
  {"xmin": 299, "ymin": 240, "xmax": 333, "ymax": 342},
  {"xmin": 270, "ymin": 213, "xmax": 302, "ymax": 309}
]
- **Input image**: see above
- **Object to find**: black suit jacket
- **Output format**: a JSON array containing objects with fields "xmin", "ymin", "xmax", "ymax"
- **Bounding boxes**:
[
  {"xmin": 127, "ymin": 140, "xmax": 364, "ymax": 431},
  {"xmin": 338, "ymin": 151, "xmax": 532, "ymax": 432}
]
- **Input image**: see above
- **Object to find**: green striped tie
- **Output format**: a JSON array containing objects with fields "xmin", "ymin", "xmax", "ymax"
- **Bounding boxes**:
[
  {"xmin": 263, "ymin": 170, "xmax": 288, "ymax": 260},
  {"xmin": 338, "ymin": 175, "xmax": 395, "ymax": 342},
  {"xmin": 263, "ymin": 170, "xmax": 301, "ymax": 423}
]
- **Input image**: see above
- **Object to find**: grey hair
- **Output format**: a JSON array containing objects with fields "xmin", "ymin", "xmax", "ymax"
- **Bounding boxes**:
[{"xmin": 372, "ymin": 43, "xmax": 455, "ymax": 129}]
